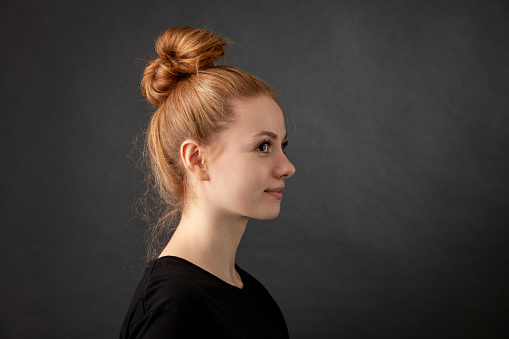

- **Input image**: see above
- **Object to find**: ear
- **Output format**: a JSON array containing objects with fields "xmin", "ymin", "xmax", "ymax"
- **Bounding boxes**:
[{"xmin": 180, "ymin": 139, "xmax": 209, "ymax": 181}]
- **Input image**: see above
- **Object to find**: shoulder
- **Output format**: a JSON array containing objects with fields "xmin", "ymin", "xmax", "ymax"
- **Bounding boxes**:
[
  {"xmin": 120, "ymin": 257, "xmax": 213, "ymax": 338},
  {"xmin": 142, "ymin": 256, "xmax": 212, "ymax": 314}
]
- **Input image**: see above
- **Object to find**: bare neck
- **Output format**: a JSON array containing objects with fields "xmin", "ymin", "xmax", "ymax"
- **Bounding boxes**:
[{"xmin": 158, "ymin": 203, "xmax": 249, "ymax": 288}]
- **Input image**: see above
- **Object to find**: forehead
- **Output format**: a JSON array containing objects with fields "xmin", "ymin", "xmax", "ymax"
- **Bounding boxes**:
[{"xmin": 228, "ymin": 96, "xmax": 286, "ymax": 137}]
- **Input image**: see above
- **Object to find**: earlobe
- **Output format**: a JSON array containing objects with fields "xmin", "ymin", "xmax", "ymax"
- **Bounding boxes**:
[{"xmin": 181, "ymin": 139, "xmax": 210, "ymax": 181}]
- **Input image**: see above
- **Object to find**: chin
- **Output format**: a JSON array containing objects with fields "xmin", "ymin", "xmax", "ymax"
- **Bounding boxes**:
[{"xmin": 252, "ymin": 208, "xmax": 281, "ymax": 221}]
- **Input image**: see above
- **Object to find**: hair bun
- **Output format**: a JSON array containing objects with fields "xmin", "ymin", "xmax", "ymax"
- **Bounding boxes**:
[{"xmin": 141, "ymin": 27, "xmax": 228, "ymax": 107}]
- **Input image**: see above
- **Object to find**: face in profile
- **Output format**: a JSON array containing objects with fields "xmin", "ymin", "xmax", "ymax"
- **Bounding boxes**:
[{"xmin": 203, "ymin": 95, "xmax": 296, "ymax": 220}]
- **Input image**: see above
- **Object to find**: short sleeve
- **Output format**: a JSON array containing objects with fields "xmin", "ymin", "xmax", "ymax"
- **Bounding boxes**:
[{"xmin": 128, "ymin": 310, "xmax": 206, "ymax": 338}]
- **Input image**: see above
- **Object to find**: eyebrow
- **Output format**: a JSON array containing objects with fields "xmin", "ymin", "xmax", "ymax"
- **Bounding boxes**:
[{"xmin": 252, "ymin": 131, "xmax": 287, "ymax": 141}]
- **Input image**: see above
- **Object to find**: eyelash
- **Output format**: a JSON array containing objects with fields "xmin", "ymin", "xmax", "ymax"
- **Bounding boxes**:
[{"xmin": 255, "ymin": 139, "xmax": 289, "ymax": 154}]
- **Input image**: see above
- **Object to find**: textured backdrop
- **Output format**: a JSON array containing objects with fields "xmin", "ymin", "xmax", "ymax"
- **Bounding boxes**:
[{"xmin": 1, "ymin": 0, "xmax": 508, "ymax": 338}]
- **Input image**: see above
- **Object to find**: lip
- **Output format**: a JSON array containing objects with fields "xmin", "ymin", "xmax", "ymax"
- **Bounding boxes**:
[{"xmin": 264, "ymin": 186, "xmax": 284, "ymax": 200}]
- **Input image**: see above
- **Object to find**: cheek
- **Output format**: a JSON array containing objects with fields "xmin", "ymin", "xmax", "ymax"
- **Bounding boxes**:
[
  {"xmin": 228, "ymin": 161, "xmax": 265, "ymax": 196},
  {"xmin": 212, "ymin": 156, "xmax": 266, "ymax": 199},
  {"xmin": 207, "ymin": 156, "xmax": 281, "ymax": 219}
]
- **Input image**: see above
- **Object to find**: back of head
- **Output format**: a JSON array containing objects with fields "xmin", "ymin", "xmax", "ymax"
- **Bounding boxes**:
[{"xmin": 140, "ymin": 27, "xmax": 275, "ymax": 260}]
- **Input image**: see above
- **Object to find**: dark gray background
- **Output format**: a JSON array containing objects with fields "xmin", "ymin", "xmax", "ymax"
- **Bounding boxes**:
[{"xmin": 1, "ymin": 0, "xmax": 508, "ymax": 338}]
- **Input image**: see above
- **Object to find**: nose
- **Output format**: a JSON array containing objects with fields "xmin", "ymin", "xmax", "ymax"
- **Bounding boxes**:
[{"xmin": 274, "ymin": 153, "xmax": 296, "ymax": 179}]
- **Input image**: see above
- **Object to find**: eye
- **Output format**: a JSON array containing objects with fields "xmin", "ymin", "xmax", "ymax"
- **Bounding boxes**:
[
  {"xmin": 255, "ymin": 139, "xmax": 273, "ymax": 153},
  {"xmin": 282, "ymin": 140, "xmax": 288, "ymax": 154}
]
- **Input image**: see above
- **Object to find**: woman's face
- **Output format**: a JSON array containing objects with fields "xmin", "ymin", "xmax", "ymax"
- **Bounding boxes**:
[{"xmin": 203, "ymin": 95, "xmax": 296, "ymax": 220}]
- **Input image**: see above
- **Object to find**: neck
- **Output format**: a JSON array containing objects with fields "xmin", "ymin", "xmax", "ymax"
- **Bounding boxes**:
[{"xmin": 159, "ymin": 201, "xmax": 248, "ymax": 288}]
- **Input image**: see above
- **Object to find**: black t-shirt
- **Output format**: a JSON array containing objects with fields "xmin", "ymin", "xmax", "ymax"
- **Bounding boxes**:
[{"xmin": 120, "ymin": 256, "xmax": 289, "ymax": 338}]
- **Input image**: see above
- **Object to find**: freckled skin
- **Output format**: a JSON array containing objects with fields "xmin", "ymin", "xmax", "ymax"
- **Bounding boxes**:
[{"xmin": 203, "ymin": 96, "xmax": 296, "ymax": 220}]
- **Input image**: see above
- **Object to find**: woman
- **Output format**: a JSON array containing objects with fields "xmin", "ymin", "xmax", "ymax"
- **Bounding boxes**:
[{"xmin": 120, "ymin": 27, "xmax": 295, "ymax": 338}]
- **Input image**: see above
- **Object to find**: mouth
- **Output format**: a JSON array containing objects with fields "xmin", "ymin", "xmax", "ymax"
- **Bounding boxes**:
[{"xmin": 264, "ymin": 186, "xmax": 284, "ymax": 200}]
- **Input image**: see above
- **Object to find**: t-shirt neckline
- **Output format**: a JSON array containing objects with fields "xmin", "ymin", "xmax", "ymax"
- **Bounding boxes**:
[{"xmin": 153, "ymin": 255, "xmax": 246, "ymax": 291}]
